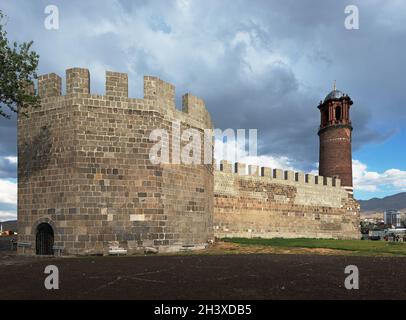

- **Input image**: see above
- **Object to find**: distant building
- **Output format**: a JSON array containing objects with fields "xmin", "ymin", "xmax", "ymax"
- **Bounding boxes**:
[{"xmin": 384, "ymin": 210, "xmax": 401, "ymax": 228}]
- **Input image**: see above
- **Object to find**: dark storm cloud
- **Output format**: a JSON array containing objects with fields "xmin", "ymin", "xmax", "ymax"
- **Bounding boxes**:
[
  {"xmin": 0, "ymin": 0, "xmax": 404, "ymax": 173},
  {"xmin": 0, "ymin": 156, "xmax": 16, "ymax": 179},
  {"xmin": 0, "ymin": 115, "xmax": 17, "ymax": 159}
]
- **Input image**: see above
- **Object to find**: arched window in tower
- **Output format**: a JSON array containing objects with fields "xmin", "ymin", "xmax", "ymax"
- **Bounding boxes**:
[
  {"xmin": 335, "ymin": 106, "xmax": 342, "ymax": 121},
  {"xmin": 323, "ymin": 109, "xmax": 329, "ymax": 126}
]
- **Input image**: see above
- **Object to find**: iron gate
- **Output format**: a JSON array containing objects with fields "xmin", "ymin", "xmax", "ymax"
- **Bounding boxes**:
[{"xmin": 35, "ymin": 223, "xmax": 54, "ymax": 255}]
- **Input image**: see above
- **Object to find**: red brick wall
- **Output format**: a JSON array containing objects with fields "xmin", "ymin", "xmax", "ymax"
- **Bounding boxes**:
[{"xmin": 319, "ymin": 125, "xmax": 353, "ymax": 187}]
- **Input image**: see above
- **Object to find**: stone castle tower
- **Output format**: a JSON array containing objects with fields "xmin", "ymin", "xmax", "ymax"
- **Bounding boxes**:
[
  {"xmin": 318, "ymin": 83, "xmax": 354, "ymax": 195},
  {"xmin": 18, "ymin": 68, "xmax": 214, "ymax": 255},
  {"xmin": 17, "ymin": 70, "xmax": 360, "ymax": 256}
]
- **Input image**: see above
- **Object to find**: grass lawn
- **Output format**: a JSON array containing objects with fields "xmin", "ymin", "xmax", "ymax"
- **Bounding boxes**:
[{"xmin": 221, "ymin": 237, "xmax": 406, "ymax": 257}]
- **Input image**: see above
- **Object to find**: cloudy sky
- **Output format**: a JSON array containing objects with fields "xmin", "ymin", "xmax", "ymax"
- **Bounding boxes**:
[{"xmin": 1, "ymin": 0, "xmax": 405, "ymax": 220}]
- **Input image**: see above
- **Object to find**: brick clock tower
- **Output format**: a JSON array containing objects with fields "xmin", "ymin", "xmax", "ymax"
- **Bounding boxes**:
[{"xmin": 318, "ymin": 82, "xmax": 354, "ymax": 196}]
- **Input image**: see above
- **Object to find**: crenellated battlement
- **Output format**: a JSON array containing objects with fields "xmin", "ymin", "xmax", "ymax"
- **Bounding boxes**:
[
  {"xmin": 38, "ymin": 73, "xmax": 62, "ymax": 97},
  {"xmin": 32, "ymin": 67, "xmax": 211, "ymax": 128},
  {"xmin": 106, "ymin": 71, "xmax": 128, "ymax": 98},
  {"xmin": 18, "ymin": 67, "xmax": 359, "ymax": 256},
  {"xmin": 215, "ymin": 160, "xmax": 342, "ymax": 188},
  {"xmin": 18, "ymin": 67, "xmax": 215, "ymax": 256},
  {"xmin": 143, "ymin": 75, "xmax": 175, "ymax": 108},
  {"xmin": 214, "ymin": 159, "xmax": 359, "ymax": 240},
  {"xmin": 66, "ymin": 68, "xmax": 90, "ymax": 95}
]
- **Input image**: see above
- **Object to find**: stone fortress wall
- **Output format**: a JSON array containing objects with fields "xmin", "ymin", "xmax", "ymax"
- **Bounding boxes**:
[
  {"xmin": 213, "ymin": 161, "xmax": 360, "ymax": 239},
  {"xmin": 18, "ymin": 68, "xmax": 214, "ymax": 255},
  {"xmin": 18, "ymin": 67, "xmax": 360, "ymax": 256}
]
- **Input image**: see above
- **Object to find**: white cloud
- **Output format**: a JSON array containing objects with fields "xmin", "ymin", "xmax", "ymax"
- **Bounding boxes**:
[
  {"xmin": 231, "ymin": 30, "xmax": 289, "ymax": 81},
  {"xmin": 353, "ymin": 160, "xmax": 406, "ymax": 192},
  {"xmin": 0, "ymin": 211, "xmax": 17, "ymax": 222},
  {"xmin": 214, "ymin": 138, "xmax": 296, "ymax": 172},
  {"xmin": 213, "ymin": 148, "xmax": 406, "ymax": 194},
  {"xmin": 0, "ymin": 179, "xmax": 17, "ymax": 204},
  {"xmin": 4, "ymin": 156, "xmax": 17, "ymax": 164}
]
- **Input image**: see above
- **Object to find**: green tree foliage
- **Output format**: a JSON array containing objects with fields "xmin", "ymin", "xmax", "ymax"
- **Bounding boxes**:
[{"xmin": 0, "ymin": 11, "xmax": 40, "ymax": 118}]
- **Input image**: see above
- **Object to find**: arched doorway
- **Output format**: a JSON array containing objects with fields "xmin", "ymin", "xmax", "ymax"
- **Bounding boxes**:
[
  {"xmin": 36, "ymin": 223, "xmax": 54, "ymax": 255},
  {"xmin": 335, "ymin": 106, "xmax": 342, "ymax": 121}
]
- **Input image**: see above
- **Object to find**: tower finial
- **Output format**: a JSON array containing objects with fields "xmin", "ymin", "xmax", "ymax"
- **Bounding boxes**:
[{"xmin": 333, "ymin": 80, "xmax": 336, "ymax": 91}]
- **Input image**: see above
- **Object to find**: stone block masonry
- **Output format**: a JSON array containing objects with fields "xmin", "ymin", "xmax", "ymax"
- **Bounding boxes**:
[
  {"xmin": 18, "ymin": 67, "xmax": 214, "ymax": 255},
  {"xmin": 18, "ymin": 67, "xmax": 360, "ymax": 256},
  {"xmin": 213, "ymin": 160, "xmax": 360, "ymax": 240}
]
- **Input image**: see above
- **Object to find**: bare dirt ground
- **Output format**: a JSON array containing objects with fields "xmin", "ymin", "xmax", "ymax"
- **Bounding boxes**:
[
  {"xmin": 196, "ymin": 241, "xmax": 350, "ymax": 256},
  {"xmin": 0, "ymin": 250, "xmax": 405, "ymax": 300}
]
